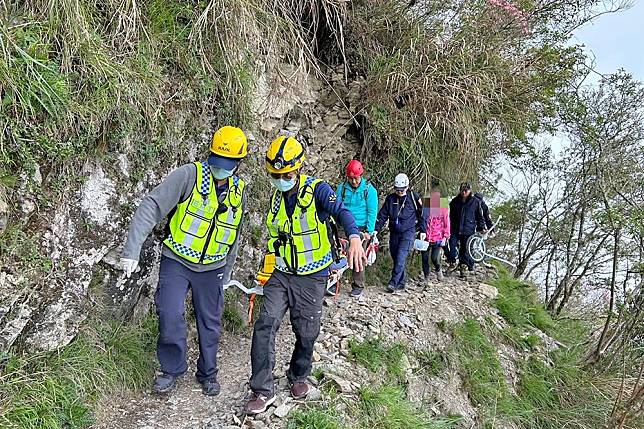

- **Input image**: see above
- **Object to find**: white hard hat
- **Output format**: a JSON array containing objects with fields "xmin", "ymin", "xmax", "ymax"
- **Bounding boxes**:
[{"xmin": 394, "ymin": 173, "xmax": 409, "ymax": 188}]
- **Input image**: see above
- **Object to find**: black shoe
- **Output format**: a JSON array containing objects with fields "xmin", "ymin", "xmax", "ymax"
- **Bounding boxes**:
[
  {"xmin": 200, "ymin": 378, "xmax": 221, "ymax": 396},
  {"xmin": 386, "ymin": 284, "xmax": 396, "ymax": 293},
  {"xmin": 350, "ymin": 287, "xmax": 363, "ymax": 297},
  {"xmin": 153, "ymin": 373, "xmax": 178, "ymax": 394}
]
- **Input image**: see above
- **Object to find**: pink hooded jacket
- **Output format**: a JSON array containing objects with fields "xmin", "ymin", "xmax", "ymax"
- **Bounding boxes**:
[{"xmin": 425, "ymin": 207, "xmax": 450, "ymax": 243}]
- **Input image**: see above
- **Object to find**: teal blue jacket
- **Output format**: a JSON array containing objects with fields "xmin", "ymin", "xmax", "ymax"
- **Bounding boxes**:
[{"xmin": 335, "ymin": 178, "xmax": 378, "ymax": 232}]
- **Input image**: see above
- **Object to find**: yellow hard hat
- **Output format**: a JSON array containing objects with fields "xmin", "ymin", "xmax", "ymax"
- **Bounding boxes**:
[
  {"xmin": 265, "ymin": 136, "xmax": 305, "ymax": 173},
  {"xmin": 210, "ymin": 126, "xmax": 248, "ymax": 159}
]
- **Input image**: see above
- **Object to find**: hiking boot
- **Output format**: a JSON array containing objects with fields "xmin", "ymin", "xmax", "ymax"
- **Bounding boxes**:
[
  {"xmin": 350, "ymin": 287, "xmax": 363, "ymax": 297},
  {"xmin": 200, "ymin": 378, "xmax": 221, "ymax": 396},
  {"xmin": 291, "ymin": 381, "xmax": 311, "ymax": 399},
  {"xmin": 243, "ymin": 392, "xmax": 276, "ymax": 414},
  {"xmin": 459, "ymin": 264, "xmax": 467, "ymax": 278},
  {"xmin": 436, "ymin": 270, "xmax": 444, "ymax": 282},
  {"xmin": 152, "ymin": 373, "xmax": 178, "ymax": 394},
  {"xmin": 386, "ymin": 284, "xmax": 396, "ymax": 293}
]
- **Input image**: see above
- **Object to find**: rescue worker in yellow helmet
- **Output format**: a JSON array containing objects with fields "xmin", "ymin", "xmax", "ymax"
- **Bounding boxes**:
[
  {"xmin": 243, "ymin": 135, "xmax": 367, "ymax": 414},
  {"xmin": 120, "ymin": 126, "xmax": 248, "ymax": 396}
]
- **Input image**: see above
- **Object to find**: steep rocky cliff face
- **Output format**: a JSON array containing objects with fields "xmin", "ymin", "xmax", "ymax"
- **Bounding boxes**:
[{"xmin": 0, "ymin": 67, "xmax": 365, "ymax": 353}]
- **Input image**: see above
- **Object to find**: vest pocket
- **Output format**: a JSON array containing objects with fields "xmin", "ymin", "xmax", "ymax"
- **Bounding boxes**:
[
  {"xmin": 293, "ymin": 229, "xmax": 322, "ymax": 252},
  {"xmin": 180, "ymin": 211, "xmax": 211, "ymax": 238}
]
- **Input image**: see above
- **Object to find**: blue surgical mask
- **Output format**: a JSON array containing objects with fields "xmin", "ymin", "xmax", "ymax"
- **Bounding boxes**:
[
  {"xmin": 270, "ymin": 177, "xmax": 297, "ymax": 192},
  {"xmin": 210, "ymin": 166, "xmax": 234, "ymax": 180}
]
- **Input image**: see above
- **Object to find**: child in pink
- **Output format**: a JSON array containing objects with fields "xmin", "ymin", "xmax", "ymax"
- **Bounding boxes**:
[{"xmin": 422, "ymin": 191, "xmax": 450, "ymax": 282}]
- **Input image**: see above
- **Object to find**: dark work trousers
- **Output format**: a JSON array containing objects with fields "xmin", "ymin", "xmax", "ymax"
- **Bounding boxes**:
[
  {"xmin": 154, "ymin": 256, "xmax": 225, "ymax": 382},
  {"xmin": 250, "ymin": 270, "xmax": 326, "ymax": 397},
  {"xmin": 446, "ymin": 234, "xmax": 459, "ymax": 263},
  {"xmin": 458, "ymin": 234, "xmax": 475, "ymax": 269},
  {"xmin": 388, "ymin": 231, "xmax": 415, "ymax": 288},
  {"xmin": 421, "ymin": 244, "xmax": 443, "ymax": 276}
]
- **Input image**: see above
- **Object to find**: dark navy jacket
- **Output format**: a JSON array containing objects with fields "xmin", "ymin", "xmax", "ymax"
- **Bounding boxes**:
[
  {"xmin": 449, "ymin": 194, "xmax": 485, "ymax": 236},
  {"xmin": 375, "ymin": 191, "xmax": 425, "ymax": 235}
]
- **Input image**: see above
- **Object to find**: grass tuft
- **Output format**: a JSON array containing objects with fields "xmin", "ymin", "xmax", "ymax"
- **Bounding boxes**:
[
  {"xmin": 222, "ymin": 300, "xmax": 246, "ymax": 334},
  {"xmin": 490, "ymin": 269, "xmax": 555, "ymax": 333},
  {"xmin": 0, "ymin": 317, "xmax": 158, "ymax": 429},
  {"xmin": 415, "ymin": 349, "xmax": 447, "ymax": 377},
  {"xmin": 452, "ymin": 319, "xmax": 511, "ymax": 411},
  {"xmin": 452, "ymin": 269, "xmax": 619, "ymax": 428},
  {"xmin": 288, "ymin": 407, "xmax": 341, "ymax": 429},
  {"xmin": 349, "ymin": 337, "xmax": 406, "ymax": 382},
  {"xmin": 357, "ymin": 386, "xmax": 461, "ymax": 429}
]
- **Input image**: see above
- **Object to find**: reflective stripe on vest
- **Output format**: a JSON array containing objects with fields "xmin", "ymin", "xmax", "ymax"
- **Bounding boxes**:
[
  {"xmin": 266, "ymin": 175, "xmax": 333, "ymax": 275},
  {"xmin": 164, "ymin": 161, "xmax": 244, "ymax": 264}
]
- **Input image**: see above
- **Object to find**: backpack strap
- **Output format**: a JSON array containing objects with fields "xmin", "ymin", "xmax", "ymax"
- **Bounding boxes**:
[
  {"xmin": 409, "ymin": 190, "xmax": 419, "ymax": 211},
  {"xmin": 363, "ymin": 178, "xmax": 372, "ymax": 200}
]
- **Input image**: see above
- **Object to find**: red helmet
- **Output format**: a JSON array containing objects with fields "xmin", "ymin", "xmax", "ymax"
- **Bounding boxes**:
[{"xmin": 346, "ymin": 160, "xmax": 364, "ymax": 177}]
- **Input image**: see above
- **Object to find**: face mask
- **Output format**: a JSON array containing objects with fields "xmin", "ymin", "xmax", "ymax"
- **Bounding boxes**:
[
  {"xmin": 210, "ymin": 166, "xmax": 234, "ymax": 180},
  {"xmin": 270, "ymin": 177, "xmax": 297, "ymax": 192}
]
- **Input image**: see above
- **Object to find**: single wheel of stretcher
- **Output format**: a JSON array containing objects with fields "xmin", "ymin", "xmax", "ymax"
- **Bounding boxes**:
[{"xmin": 466, "ymin": 234, "xmax": 486, "ymax": 263}]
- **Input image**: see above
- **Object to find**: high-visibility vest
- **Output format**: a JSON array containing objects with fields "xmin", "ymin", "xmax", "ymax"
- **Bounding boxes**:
[
  {"xmin": 267, "ymin": 175, "xmax": 333, "ymax": 275},
  {"xmin": 164, "ymin": 161, "xmax": 244, "ymax": 264}
]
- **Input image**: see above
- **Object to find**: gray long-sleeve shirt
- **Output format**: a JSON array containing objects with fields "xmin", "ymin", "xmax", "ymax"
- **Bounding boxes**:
[{"xmin": 122, "ymin": 163, "xmax": 244, "ymax": 281}]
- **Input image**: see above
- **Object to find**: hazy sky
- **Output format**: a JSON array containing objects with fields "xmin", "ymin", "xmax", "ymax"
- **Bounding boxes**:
[{"xmin": 573, "ymin": 1, "xmax": 644, "ymax": 82}]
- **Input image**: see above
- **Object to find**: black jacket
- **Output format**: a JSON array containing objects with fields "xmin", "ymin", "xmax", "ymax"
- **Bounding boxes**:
[
  {"xmin": 473, "ymin": 192, "xmax": 494, "ymax": 230},
  {"xmin": 449, "ymin": 194, "xmax": 485, "ymax": 235}
]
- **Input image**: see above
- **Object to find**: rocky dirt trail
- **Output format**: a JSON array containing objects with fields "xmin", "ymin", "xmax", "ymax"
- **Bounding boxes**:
[{"xmin": 93, "ymin": 268, "xmax": 501, "ymax": 429}]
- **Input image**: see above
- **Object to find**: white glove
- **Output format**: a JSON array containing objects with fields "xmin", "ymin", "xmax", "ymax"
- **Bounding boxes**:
[
  {"xmin": 120, "ymin": 258, "xmax": 139, "ymax": 278},
  {"xmin": 419, "ymin": 232, "xmax": 427, "ymax": 241}
]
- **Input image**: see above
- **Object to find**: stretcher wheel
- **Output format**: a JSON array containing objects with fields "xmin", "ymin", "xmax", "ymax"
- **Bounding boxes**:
[{"xmin": 466, "ymin": 234, "xmax": 486, "ymax": 263}]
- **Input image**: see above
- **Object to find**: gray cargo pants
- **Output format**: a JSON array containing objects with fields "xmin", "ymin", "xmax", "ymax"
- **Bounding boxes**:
[{"xmin": 249, "ymin": 270, "xmax": 326, "ymax": 396}]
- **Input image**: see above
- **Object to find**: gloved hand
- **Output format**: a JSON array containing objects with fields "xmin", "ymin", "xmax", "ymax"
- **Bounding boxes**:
[
  {"xmin": 419, "ymin": 232, "xmax": 427, "ymax": 241},
  {"xmin": 120, "ymin": 258, "xmax": 139, "ymax": 278}
]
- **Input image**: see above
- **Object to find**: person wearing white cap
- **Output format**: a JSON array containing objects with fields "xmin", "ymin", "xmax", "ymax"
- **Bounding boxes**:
[{"xmin": 374, "ymin": 173, "xmax": 425, "ymax": 292}]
